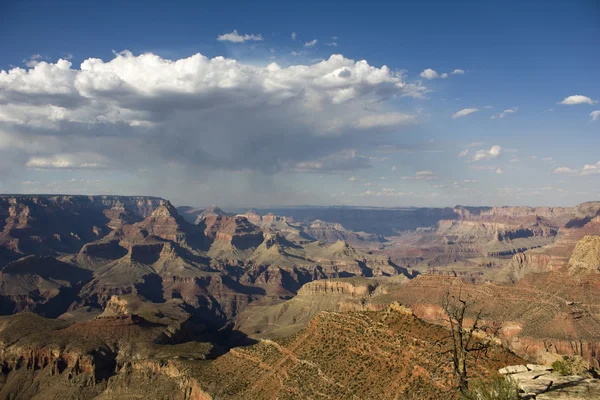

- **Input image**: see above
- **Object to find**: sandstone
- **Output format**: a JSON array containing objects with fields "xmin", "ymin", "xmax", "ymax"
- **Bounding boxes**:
[
  {"xmin": 499, "ymin": 364, "xmax": 529, "ymax": 374},
  {"xmin": 568, "ymin": 235, "xmax": 600, "ymax": 273},
  {"xmin": 527, "ymin": 363, "xmax": 553, "ymax": 371}
]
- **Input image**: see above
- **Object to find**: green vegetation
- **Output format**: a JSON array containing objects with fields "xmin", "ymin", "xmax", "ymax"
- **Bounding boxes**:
[
  {"xmin": 463, "ymin": 375, "xmax": 520, "ymax": 400},
  {"xmin": 552, "ymin": 356, "xmax": 574, "ymax": 376}
]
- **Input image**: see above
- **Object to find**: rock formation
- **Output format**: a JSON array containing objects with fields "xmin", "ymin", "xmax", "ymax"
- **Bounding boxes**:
[{"xmin": 568, "ymin": 235, "xmax": 600, "ymax": 273}]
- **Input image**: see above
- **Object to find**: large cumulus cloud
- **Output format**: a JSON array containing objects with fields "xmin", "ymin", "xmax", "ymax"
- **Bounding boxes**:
[{"xmin": 0, "ymin": 51, "xmax": 424, "ymax": 179}]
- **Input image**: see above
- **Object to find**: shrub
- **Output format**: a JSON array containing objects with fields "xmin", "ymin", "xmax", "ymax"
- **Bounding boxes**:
[
  {"xmin": 462, "ymin": 375, "xmax": 520, "ymax": 400},
  {"xmin": 552, "ymin": 357, "xmax": 574, "ymax": 376}
]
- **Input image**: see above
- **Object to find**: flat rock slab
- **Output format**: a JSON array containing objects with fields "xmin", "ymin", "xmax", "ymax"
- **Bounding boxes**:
[
  {"xmin": 500, "ymin": 364, "xmax": 529, "ymax": 374},
  {"xmin": 527, "ymin": 364, "xmax": 553, "ymax": 372},
  {"xmin": 510, "ymin": 371, "xmax": 600, "ymax": 399}
]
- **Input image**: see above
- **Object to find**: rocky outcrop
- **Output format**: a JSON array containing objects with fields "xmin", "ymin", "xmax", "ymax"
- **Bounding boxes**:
[
  {"xmin": 568, "ymin": 236, "xmax": 600, "ymax": 273},
  {"xmin": 508, "ymin": 336, "xmax": 600, "ymax": 370},
  {"xmin": 0, "ymin": 195, "xmax": 163, "ymax": 261},
  {"xmin": 500, "ymin": 362, "xmax": 600, "ymax": 399},
  {"xmin": 508, "ymin": 251, "xmax": 559, "ymax": 281},
  {"xmin": 298, "ymin": 279, "xmax": 379, "ymax": 298},
  {"xmin": 303, "ymin": 220, "xmax": 385, "ymax": 244},
  {"xmin": 202, "ymin": 216, "xmax": 263, "ymax": 249}
]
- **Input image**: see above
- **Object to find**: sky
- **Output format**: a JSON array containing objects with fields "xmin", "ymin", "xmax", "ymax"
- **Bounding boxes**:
[{"xmin": 0, "ymin": 0, "xmax": 599, "ymax": 208}]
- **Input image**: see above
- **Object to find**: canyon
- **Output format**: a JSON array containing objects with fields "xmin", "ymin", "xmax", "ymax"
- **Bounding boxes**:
[{"xmin": 0, "ymin": 194, "xmax": 600, "ymax": 398}]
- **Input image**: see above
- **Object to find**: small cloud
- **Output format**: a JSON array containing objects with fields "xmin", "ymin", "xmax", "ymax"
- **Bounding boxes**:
[
  {"xmin": 217, "ymin": 30, "xmax": 264, "ymax": 43},
  {"xmin": 496, "ymin": 168, "xmax": 503, "ymax": 174},
  {"xmin": 452, "ymin": 108, "xmax": 478, "ymax": 119},
  {"xmin": 355, "ymin": 112, "xmax": 416, "ymax": 129},
  {"xmin": 451, "ymin": 69, "xmax": 465, "ymax": 75},
  {"xmin": 291, "ymin": 32, "xmax": 297, "ymax": 40},
  {"xmin": 498, "ymin": 107, "xmax": 518, "ymax": 118},
  {"xmin": 591, "ymin": 110, "xmax": 600, "ymax": 121},
  {"xmin": 326, "ymin": 42, "xmax": 338, "ymax": 47},
  {"xmin": 420, "ymin": 69, "xmax": 439, "ymax": 80},
  {"xmin": 440, "ymin": 73, "xmax": 448, "ymax": 79},
  {"xmin": 304, "ymin": 39, "xmax": 318, "ymax": 48},
  {"xmin": 542, "ymin": 157, "xmax": 553, "ymax": 161},
  {"xmin": 463, "ymin": 179, "xmax": 476, "ymax": 183},
  {"xmin": 582, "ymin": 161, "xmax": 600, "ymax": 175},
  {"xmin": 484, "ymin": 105, "xmax": 493, "ymax": 109},
  {"xmin": 553, "ymin": 167, "xmax": 579, "ymax": 174},
  {"xmin": 347, "ymin": 176, "xmax": 358, "ymax": 182},
  {"xmin": 472, "ymin": 145, "xmax": 502, "ymax": 161},
  {"xmin": 559, "ymin": 95, "xmax": 596, "ymax": 105},
  {"xmin": 458, "ymin": 149, "xmax": 469, "ymax": 157},
  {"xmin": 466, "ymin": 141, "xmax": 484, "ymax": 148},
  {"xmin": 290, "ymin": 51, "xmax": 303, "ymax": 56},
  {"xmin": 391, "ymin": 166, "xmax": 397, "ymax": 171},
  {"xmin": 401, "ymin": 170, "xmax": 439, "ymax": 180},
  {"xmin": 23, "ymin": 54, "xmax": 43, "ymax": 67},
  {"xmin": 380, "ymin": 176, "xmax": 386, "ymax": 180},
  {"xmin": 332, "ymin": 36, "xmax": 338, "ymax": 40}
]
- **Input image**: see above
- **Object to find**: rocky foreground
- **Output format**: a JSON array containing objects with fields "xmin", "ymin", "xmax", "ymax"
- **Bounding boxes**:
[
  {"xmin": 500, "ymin": 363, "xmax": 600, "ymax": 399},
  {"xmin": 0, "ymin": 302, "xmax": 522, "ymax": 399}
]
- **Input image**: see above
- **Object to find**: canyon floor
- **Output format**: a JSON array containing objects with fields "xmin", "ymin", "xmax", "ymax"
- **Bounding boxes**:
[{"xmin": 1, "ymin": 195, "xmax": 600, "ymax": 399}]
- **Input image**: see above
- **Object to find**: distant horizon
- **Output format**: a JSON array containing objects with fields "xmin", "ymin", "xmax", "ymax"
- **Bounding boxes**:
[{"xmin": 1, "ymin": 192, "xmax": 596, "ymax": 211}]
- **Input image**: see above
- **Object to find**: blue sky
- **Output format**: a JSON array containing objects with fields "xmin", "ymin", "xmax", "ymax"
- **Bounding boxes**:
[{"xmin": 0, "ymin": 0, "xmax": 599, "ymax": 207}]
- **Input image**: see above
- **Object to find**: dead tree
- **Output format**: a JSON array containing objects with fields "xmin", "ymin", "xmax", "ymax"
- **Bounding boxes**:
[{"xmin": 437, "ymin": 288, "xmax": 501, "ymax": 396}]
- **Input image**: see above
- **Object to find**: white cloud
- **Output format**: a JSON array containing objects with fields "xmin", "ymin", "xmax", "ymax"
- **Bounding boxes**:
[
  {"xmin": 496, "ymin": 168, "xmax": 503, "ymax": 174},
  {"xmin": 391, "ymin": 166, "xmax": 397, "ymax": 171},
  {"xmin": 553, "ymin": 162, "xmax": 600, "ymax": 176},
  {"xmin": 304, "ymin": 39, "xmax": 318, "ymax": 48},
  {"xmin": 347, "ymin": 176, "xmax": 358, "ymax": 182},
  {"xmin": 498, "ymin": 107, "xmax": 518, "ymax": 118},
  {"xmin": 452, "ymin": 108, "xmax": 478, "ymax": 119},
  {"xmin": 217, "ymin": 30, "xmax": 264, "ymax": 43},
  {"xmin": 484, "ymin": 106, "xmax": 493, "ymax": 109},
  {"xmin": 472, "ymin": 145, "xmax": 502, "ymax": 161},
  {"xmin": 401, "ymin": 170, "xmax": 439, "ymax": 180},
  {"xmin": 291, "ymin": 32, "xmax": 297, "ymax": 40},
  {"xmin": 0, "ymin": 51, "xmax": 427, "ymax": 181},
  {"xmin": 554, "ymin": 167, "xmax": 579, "ymax": 174},
  {"xmin": 420, "ymin": 68, "xmax": 463, "ymax": 80},
  {"xmin": 559, "ymin": 95, "xmax": 596, "ymax": 105},
  {"xmin": 25, "ymin": 153, "xmax": 108, "ymax": 169},
  {"xmin": 23, "ymin": 54, "xmax": 43, "ymax": 68},
  {"xmin": 420, "ymin": 69, "xmax": 439, "ymax": 80},
  {"xmin": 326, "ymin": 42, "xmax": 338, "ymax": 47},
  {"xmin": 355, "ymin": 112, "xmax": 416, "ymax": 129},
  {"xmin": 590, "ymin": 110, "xmax": 600, "ymax": 121},
  {"xmin": 466, "ymin": 141, "xmax": 484, "ymax": 148},
  {"xmin": 458, "ymin": 149, "xmax": 469, "ymax": 157},
  {"xmin": 582, "ymin": 161, "xmax": 600, "ymax": 175}
]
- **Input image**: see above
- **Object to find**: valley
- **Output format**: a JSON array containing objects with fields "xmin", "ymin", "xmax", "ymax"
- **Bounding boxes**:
[{"xmin": 0, "ymin": 194, "xmax": 599, "ymax": 399}]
